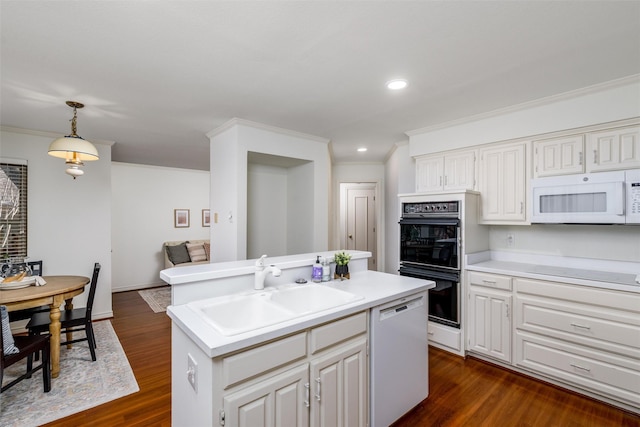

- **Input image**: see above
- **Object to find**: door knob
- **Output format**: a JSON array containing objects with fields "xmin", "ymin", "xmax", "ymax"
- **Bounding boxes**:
[{"xmin": 348, "ymin": 234, "xmax": 353, "ymax": 239}]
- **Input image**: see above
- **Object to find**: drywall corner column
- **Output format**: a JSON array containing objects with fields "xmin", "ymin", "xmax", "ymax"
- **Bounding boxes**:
[
  {"xmin": 209, "ymin": 125, "xmax": 244, "ymax": 262},
  {"xmin": 208, "ymin": 119, "xmax": 330, "ymax": 262}
]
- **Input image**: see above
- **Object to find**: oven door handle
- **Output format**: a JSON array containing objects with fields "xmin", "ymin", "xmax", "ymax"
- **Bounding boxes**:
[{"xmin": 399, "ymin": 218, "xmax": 460, "ymax": 226}]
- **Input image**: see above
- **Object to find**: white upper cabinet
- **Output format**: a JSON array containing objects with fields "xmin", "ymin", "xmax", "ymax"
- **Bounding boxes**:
[
  {"xmin": 415, "ymin": 150, "xmax": 476, "ymax": 193},
  {"xmin": 478, "ymin": 141, "xmax": 528, "ymax": 223},
  {"xmin": 533, "ymin": 135, "xmax": 585, "ymax": 178},
  {"xmin": 533, "ymin": 125, "xmax": 640, "ymax": 177},
  {"xmin": 587, "ymin": 126, "xmax": 640, "ymax": 172}
]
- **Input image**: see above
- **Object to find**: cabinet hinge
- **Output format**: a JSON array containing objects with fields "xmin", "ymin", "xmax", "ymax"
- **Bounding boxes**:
[{"xmin": 219, "ymin": 409, "xmax": 225, "ymax": 426}]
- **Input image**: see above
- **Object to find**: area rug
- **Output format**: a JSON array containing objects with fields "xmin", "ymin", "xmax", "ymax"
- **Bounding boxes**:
[
  {"xmin": 138, "ymin": 286, "xmax": 171, "ymax": 313},
  {"xmin": 0, "ymin": 320, "xmax": 139, "ymax": 427}
]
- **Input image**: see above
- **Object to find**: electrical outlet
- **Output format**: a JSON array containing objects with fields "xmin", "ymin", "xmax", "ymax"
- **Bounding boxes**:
[
  {"xmin": 506, "ymin": 233, "xmax": 515, "ymax": 247},
  {"xmin": 187, "ymin": 353, "xmax": 197, "ymax": 392}
]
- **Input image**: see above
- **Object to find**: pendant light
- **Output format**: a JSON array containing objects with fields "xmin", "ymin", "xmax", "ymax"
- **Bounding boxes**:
[{"xmin": 48, "ymin": 101, "xmax": 99, "ymax": 179}]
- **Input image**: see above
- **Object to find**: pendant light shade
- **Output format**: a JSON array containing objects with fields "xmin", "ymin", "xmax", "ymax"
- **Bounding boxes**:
[
  {"xmin": 48, "ymin": 135, "xmax": 99, "ymax": 161},
  {"xmin": 48, "ymin": 101, "xmax": 99, "ymax": 179}
]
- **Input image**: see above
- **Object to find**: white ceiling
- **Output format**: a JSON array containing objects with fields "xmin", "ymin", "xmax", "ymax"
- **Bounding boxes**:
[{"xmin": 2, "ymin": 1, "xmax": 639, "ymax": 171}]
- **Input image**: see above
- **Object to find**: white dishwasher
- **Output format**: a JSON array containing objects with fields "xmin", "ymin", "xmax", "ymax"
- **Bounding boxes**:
[{"xmin": 370, "ymin": 291, "xmax": 428, "ymax": 427}]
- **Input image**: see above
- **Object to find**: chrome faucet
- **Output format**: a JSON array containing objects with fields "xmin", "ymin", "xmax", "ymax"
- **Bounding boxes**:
[{"xmin": 254, "ymin": 254, "xmax": 282, "ymax": 290}]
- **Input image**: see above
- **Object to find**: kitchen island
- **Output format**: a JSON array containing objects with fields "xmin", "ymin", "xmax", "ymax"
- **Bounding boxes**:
[{"xmin": 163, "ymin": 251, "xmax": 435, "ymax": 427}]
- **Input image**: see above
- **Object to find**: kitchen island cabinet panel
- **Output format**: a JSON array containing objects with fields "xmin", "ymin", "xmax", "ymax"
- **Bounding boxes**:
[{"xmin": 223, "ymin": 363, "xmax": 310, "ymax": 427}]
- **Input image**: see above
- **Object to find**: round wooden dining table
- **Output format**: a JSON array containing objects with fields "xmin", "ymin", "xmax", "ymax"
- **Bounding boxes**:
[{"xmin": 0, "ymin": 275, "xmax": 90, "ymax": 378}]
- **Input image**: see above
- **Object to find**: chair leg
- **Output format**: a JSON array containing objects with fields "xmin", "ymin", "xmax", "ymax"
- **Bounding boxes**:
[
  {"xmin": 26, "ymin": 354, "xmax": 34, "ymax": 378},
  {"xmin": 42, "ymin": 343, "xmax": 51, "ymax": 392},
  {"xmin": 86, "ymin": 323, "xmax": 97, "ymax": 361}
]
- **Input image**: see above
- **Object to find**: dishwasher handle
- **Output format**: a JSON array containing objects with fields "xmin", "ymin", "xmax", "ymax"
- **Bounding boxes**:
[{"xmin": 379, "ymin": 296, "xmax": 424, "ymax": 321}]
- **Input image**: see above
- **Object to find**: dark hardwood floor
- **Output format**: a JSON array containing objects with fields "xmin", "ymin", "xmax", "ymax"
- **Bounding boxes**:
[{"xmin": 43, "ymin": 290, "xmax": 639, "ymax": 427}]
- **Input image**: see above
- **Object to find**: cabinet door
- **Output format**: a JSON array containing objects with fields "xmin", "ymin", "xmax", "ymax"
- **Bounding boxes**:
[
  {"xmin": 224, "ymin": 364, "xmax": 310, "ymax": 427},
  {"xmin": 310, "ymin": 338, "xmax": 367, "ymax": 427},
  {"xmin": 479, "ymin": 142, "xmax": 527, "ymax": 222},
  {"xmin": 587, "ymin": 126, "xmax": 640, "ymax": 172},
  {"xmin": 444, "ymin": 151, "xmax": 476, "ymax": 191},
  {"xmin": 468, "ymin": 287, "xmax": 512, "ymax": 363},
  {"xmin": 416, "ymin": 155, "xmax": 444, "ymax": 192},
  {"xmin": 534, "ymin": 135, "xmax": 584, "ymax": 177}
]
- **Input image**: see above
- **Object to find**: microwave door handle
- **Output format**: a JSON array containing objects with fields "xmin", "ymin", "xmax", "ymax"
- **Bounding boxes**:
[{"xmin": 614, "ymin": 182, "xmax": 625, "ymax": 216}]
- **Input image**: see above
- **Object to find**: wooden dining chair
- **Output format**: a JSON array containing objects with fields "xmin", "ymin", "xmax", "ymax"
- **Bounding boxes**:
[
  {"xmin": 27, "ymin": 263, "xmax": 101, "ymax": 361},
  {"xmin": 8, "ymin": 260, "xmax": 51, "ymax": 323},
  {"xmin": 1, "ymin": 305, "xmax": 51, "ymax": 393}
]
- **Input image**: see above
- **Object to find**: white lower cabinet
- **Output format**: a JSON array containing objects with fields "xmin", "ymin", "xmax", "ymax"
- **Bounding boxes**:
[
  {"xmin": 467, "ymin": 272, "xmax": 512, "ymax": 363},
  {"xmin": 310, "ymin": 338, "xmax": 368, "ymax": 427},
  {"xmin": 218, "ymin": 312, "xmax": 369, "ymax": 427},
  {"xmin": 223, "ymin": 363, "xmax": 310, "ymax": 427},
  {"xmin": 464, "ymin": 271, "xmax": 640, "ymax": 412},
  {"xmin": 514, "ymin": 277, "xmax": 640, "ymax": 410}
]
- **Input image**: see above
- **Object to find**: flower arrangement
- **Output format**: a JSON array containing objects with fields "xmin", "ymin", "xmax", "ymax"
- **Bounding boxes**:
[{"xmin": 334, "ymin": 251, "xmax": 351, "ymax": 266}]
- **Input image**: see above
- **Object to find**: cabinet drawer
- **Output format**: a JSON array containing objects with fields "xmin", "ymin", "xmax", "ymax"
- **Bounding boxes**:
[
  {"xmin": 310, "ymin": 312, "xmax": 367, "ymax": 354},
  {"xmin": 515, "ymin": 278, "xmax": 640, "ymax": 313},
  {"xmin": 468, "ymin": 271, "xmax": 512, "ymax": 291},
  {"xmin": 516, "ymin": 331, "xmax": 640, "ymax": 407},
  {"xmin": 222, "ymin": 332, "xmax": 307, "ymax": 389},
  {"xmin": 516, "ymin": 294, "xmax": 640, "ymax": 358}
]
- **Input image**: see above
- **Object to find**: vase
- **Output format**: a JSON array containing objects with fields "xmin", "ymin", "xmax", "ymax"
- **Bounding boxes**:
[{"xmin": 334, "ymin": 264, "xmax": 350, "ymax": 279}]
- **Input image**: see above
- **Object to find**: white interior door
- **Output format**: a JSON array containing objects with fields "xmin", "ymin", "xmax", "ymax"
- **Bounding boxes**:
[{"xmin": 342, "ymin": 183, "xmax": 377, "ymax": 270}]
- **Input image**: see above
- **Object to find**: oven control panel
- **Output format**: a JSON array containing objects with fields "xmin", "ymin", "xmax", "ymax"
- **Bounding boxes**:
[{"xmin": 402, "ymin": 201, "xmax": 459, "ymax": 216}]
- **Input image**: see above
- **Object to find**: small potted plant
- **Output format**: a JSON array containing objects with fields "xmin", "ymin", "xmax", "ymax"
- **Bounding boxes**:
[{"xmin": 333, "ymin": 251, "xmax": 351, "ymax": 280}]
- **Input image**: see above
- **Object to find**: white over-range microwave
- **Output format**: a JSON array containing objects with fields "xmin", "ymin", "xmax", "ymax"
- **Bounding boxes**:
[{"xmin": 531, "ymin": 169, "xmax": 640, "ymax": 225}]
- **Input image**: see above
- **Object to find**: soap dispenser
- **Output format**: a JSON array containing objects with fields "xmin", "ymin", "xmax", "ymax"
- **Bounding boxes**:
[
  {"xmin": 321, "ymin": 257, "xmax": 331, "ymax": 282},
  {"xmin": 312, "ymin": 256, "xmax": 323, "ymax": 283}
]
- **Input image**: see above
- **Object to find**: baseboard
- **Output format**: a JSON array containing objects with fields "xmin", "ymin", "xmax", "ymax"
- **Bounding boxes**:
[{"xmin": 112, "ymin": 281, "xmax": 167, "ymax": 293}]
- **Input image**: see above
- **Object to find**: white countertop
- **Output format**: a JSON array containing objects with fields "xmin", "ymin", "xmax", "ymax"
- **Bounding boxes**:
[
  {"xmin": 161, "ymin": 250, "xmax": 371, "ymax": 285},
  {"xmin": 466, "ymin": 251, "xmax": 640, "ymax": 293},
  {"xmin": 167, "ymin": 270, "xmax": 435, "ymax": 358}
]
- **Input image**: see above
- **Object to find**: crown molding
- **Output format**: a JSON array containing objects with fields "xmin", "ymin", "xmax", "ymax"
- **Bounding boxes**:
[
  {"xmin": 405, "ymin": 74, "xmax": 640, "ymax": 137},
  {"xmin": 207, "ymin": 117, "xmax": 330, "ymax": 144}
]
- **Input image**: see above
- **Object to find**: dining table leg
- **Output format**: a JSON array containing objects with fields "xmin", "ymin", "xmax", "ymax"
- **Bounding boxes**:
[{"xmin": 49, "ymin": 296, "xmax": 63, "ymax": 378}]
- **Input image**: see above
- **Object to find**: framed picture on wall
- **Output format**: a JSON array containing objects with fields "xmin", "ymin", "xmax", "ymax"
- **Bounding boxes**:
[
  {"xmin": 174, "ymin": 209, "xmax": 190, "ymax": 228},
  {"xmin": 202, "ymin": 209, "xmax": 210, "ymax": 227}
]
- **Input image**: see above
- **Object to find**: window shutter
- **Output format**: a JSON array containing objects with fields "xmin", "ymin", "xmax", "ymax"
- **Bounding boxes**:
[{"xmin": 0, "ymin": 161, "xmax": 28, "ymax": 261}]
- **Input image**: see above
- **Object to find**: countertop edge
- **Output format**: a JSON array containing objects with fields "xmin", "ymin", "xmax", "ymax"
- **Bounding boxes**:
[{"xmin": 465, "ymin": 261, "xmax": 640, "ymax": 293}]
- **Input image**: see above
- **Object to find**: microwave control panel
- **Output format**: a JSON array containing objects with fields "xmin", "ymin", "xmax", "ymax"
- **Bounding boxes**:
[{"xmin": 627, "ymin": 169, "xmax": 640, "ymax": 223}]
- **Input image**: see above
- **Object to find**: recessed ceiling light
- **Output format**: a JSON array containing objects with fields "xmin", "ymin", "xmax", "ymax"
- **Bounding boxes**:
[
  {"xmin": 357, "ymin": 147, "xmax": 368, "ymax": 152},
  {"xmin": 386, "ymin": 79, "xmax": 408, "ymax": 90}
]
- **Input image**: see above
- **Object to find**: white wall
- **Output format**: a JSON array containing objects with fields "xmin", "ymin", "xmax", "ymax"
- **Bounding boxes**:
[
  {"xmin": 0, "ymin": 128, "xmax": 113, "ymax": 319},
  {"xmin": 247, "ymin": 163, "xmax": 288, "ymax": 258},
  {"xmin": 384, "ymin": 142, "xmax": 414, "ymax": 274},
  {"xmin": 111, "ymin": 162, "xmax": 209, "ymax": 291},
  {"xmin": 405, "ymin": 77, "xmax": 640, "ymax": 263},
  {"xmin": 332, "ymin": 162, "xmax": 385, "ymax": 270},
  {"xmin": 208, "ymin": 119, "xmax": 331, "ymax": 262}
]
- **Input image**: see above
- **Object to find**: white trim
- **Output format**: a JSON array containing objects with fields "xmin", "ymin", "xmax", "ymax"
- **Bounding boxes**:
[
  {"xmin": 405, "ymin": 74, "xmax": 640, "ymax": 137},
  {"xmin": 207, "ymin": 117, "xmax": 330, "ymax": 144},
  {"xmin": 0, "ymin": 157, "xmax": 27, "ymax": 165}
]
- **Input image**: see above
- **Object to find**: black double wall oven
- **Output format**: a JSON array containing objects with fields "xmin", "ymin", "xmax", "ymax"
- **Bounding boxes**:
[{"xmin": 399, "ymin": 201, "xmax": 461, "ymax": 328}]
